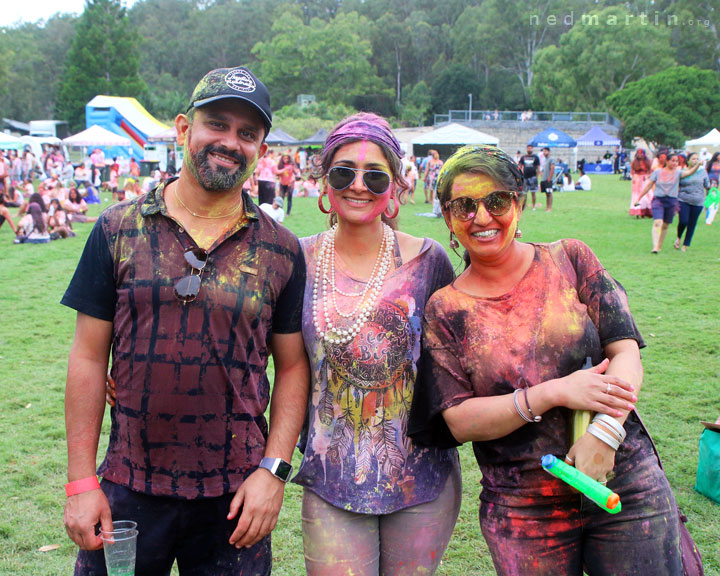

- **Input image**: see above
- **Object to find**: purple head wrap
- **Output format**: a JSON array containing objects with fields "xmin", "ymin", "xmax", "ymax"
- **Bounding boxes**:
[{"xmin": 321, "ymin": 113, "xmax": 403, "ymax": 171}]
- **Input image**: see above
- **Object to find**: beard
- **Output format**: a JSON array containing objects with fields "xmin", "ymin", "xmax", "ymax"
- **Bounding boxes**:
[{"xmin": 185, "ymin": 141, "xmax": 254, "ymax": 193}]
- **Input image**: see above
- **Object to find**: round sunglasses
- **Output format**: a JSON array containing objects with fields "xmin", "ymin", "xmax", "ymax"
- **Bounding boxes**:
[
  {"xmin": 444, "ymin": 191, "xmax": 516, "ymax": 221},
  {"xmin": 174, "ymin": 248, "xmax": 208, "ymax": 304},
  {"xmin": 327, "ymin": 166, "xmax": 393, "ymax": 195}
]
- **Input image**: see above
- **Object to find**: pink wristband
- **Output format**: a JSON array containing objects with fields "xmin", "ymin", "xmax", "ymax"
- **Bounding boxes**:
[{"xmin": 65, "ymin": 476, "xmax": 101, "ymax": 497}]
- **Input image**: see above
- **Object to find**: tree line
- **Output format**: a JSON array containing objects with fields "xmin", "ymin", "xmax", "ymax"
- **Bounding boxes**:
[{"xmin": 1, "ymin": 0, "xmax": 718, "ymax": 146}]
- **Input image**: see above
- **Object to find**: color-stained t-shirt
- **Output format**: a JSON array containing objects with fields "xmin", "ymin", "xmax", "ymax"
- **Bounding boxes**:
[
  {"xmin": 679, "ymin": 167, "xmax": 709, "ymax": 206},
  {"xmin": 415, "ymin": 240, "xmax": 645, "ymax": 506},
  {"xmin": 293, "ymin": 234, "xmax": 459, "ymax": 514},
  {"xmin": 649, "ymin": 168, "xmax": 681, "ymax": 198},
  {"xmin": 61, "ymin": 179, "xmax": 305, "ymax": 499}
]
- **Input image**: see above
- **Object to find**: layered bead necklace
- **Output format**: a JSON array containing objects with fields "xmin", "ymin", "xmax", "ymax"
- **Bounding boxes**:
[{"xmin": 313, "ymin": 223, "xmax": 394, "ymax": 345}]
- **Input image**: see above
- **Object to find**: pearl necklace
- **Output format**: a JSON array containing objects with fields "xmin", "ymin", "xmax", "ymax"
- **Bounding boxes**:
[
  {"xmin": 313, "ymin": 223, "xmax": 394, "ymax": 345},
  {"xmin": 174, "ymin": 186, "xmax": 242, "ymax": 220}
]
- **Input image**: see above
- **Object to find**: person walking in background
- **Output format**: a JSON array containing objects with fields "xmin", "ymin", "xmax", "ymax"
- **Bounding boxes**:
[
  {"xmin": 630, "ymin": 149, "xmax": 652, "ymax": 218},
  {"xmin": 705, "ymin": 151, "xmax": 720, "ymax": 184},
  {"xmin": 539, "ymin": 147, "xmax": 555, "ymax": 212},
  {"xmin": 62, "ymin": 66, "xmax": 309, "ymax": 576},
  {"xmin": 277, "ymin": 152, "xmax": 298, "ymax": 216},
  {"xmin": 256, "ymin": 148, "xmax": 277, "ymax": 206},
  {"xmin": 294, "ymin": 113, "xmax": 461, "ymax": 576},
  {"xmin": 519, "ymin": 144, "xmax": 540, "ymax": 211},
  {"xmin": 423, "ymin": 149, "xmax": 443, "ymax": 204},
  {"xmin": 674, "ymin": 152, "xmax": 709, "ymax": 252},
  {"xmin": 637, "ymin": 153, "xmax": 700, "ymax": 254}
]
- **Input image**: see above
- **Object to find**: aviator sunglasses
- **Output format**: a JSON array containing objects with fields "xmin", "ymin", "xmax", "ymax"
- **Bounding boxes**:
[
  {"xmin": 174, "ymin": 248, "xmax": 208, "ymax": 304},
  {"xmin": 327, "ymin": 166, "xmax": 393, "ymax": 195},
  {"xmin": 445, "ymin": 191, "xmax": 516, "ymax": 221}
]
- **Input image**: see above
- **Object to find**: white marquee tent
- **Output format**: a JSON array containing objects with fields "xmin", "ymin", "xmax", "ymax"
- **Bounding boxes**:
[
  {"xmin": 63, "ymin": 125, "xmax": 132, "ymax": 147},
  {"xmin": 0, "ymin": 131, "xmax": 23, "ymax": 150},
  {"xmin": 411, "ymin": 123, "xmax": 499, "ymax": 146},
  {"xmin": 685, "ymin": 128, "xmax": 720, "ymax": 152}
]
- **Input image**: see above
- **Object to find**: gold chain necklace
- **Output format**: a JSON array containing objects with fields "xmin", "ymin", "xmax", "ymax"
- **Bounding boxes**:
[{"xmin": 173, "ymin": 187, "xmax": 242, "ymax": 220}]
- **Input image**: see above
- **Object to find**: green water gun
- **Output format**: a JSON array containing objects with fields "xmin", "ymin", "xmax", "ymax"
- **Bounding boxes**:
[{"xmin": 541, "ymin": 454, "xmax": 621, "ymax": 514}]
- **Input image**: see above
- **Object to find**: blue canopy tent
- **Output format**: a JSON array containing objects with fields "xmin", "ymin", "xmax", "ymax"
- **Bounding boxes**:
[
  {"xmin": 576, "ymin": 126, "xmax": 620, "ymax": 147},
  {"xmin": 528, "ymin": 127, "xmax": 577, "ymax": 148},
  {"xmin": 529, "ymin": 127, "xmax": 578, "ymax": 174},
  {"xmin": 576, "ymin": 126, "xmax": 621, "ymax": 173}
]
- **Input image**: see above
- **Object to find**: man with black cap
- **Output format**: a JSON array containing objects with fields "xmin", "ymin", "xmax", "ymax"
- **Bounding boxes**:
[{"xmin": 62, "ymin": 66, "xmax": 309, "ymax": 575}]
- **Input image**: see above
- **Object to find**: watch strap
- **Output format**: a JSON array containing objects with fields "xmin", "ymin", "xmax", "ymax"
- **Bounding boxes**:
[{"xmin": 259, "ymin": 457, "xmax": 293, "ymax": 482}]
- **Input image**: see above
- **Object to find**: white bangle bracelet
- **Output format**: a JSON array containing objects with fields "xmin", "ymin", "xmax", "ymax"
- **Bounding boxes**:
[
  {"xmin": 592, "ymin": 413, "xmax": 626, "ymax": 442},
  {"xmin": 513, "ymin": 389, "xmax": 535, "ymax": 423},
  {"xmin": 587, "ymin": 423, "xmax": 620, "ymax": 451}
]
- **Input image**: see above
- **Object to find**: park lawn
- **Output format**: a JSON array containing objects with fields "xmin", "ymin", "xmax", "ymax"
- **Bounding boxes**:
[{"xmin": 0, "ymin": 175, "xmax": 718, "ymax": 575}]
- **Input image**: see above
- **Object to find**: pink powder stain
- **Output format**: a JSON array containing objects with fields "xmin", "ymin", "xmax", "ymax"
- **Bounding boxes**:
[
  {"xmin": 357, "ymin": 139, "xmax": 368, "ymax": 163},
  {"xmin": 329, "ymin": 187, "xmax": 390, "ymax": 224}
]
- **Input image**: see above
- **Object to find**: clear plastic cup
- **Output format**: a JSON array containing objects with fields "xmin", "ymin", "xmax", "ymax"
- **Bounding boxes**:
[
  {"xmin": 101, "ymin": 528, "xmax": 137, "ymax": 576},
  {"xmin": 102, "ymin": 520, "xmax": 137, "ymax": 534}
]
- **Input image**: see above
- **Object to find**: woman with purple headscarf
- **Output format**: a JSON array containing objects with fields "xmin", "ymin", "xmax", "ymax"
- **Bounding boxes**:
[{"xmin": 292, "ymin": 113, "xmax": 461, "ymax": 575}]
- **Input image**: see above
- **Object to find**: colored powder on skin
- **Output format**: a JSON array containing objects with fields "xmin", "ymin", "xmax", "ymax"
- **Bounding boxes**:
[{"xmin": 357, "ymin": 139, "xmax": 368, "ymax": 163}]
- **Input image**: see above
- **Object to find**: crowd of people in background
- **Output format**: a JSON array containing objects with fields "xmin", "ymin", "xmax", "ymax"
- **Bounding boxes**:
[
  {"xmin": 3, "ymin": 137, "xmax": 717, "ymax": 256},
  {"xmin": 631, "ymin": 146, "xmax": 715, "ymax": 253},
  {"xmin": 0, "ymin": 145, "xmax": 172, "ymax": 244}
]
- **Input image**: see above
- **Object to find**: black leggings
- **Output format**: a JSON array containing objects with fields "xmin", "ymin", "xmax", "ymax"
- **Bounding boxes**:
[
  {"xmin": 677, "ymin": 202, "xmax": 704, "ymax": 247},
  {"xmin": 280, "ymin": 184, "xmax": 293, "ymax": 214}
]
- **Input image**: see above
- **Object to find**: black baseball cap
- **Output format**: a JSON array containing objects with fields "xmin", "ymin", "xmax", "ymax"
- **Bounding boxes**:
[{"xmin": 187, "ymin": 66, "xmax": 272, "ymax": 135}]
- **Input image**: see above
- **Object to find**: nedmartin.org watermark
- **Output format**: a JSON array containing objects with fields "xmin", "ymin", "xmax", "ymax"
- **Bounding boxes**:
[{"xmin": 530, "ymin": 11, "xmax": 710, "ymax": 28}]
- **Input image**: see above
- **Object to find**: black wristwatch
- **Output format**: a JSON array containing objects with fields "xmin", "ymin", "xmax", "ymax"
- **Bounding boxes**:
[{"xmin": 259, "ymin": 457, "xmax": 293, "ymax": 482}]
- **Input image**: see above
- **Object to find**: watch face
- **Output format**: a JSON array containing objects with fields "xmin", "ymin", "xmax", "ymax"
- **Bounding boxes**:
[{"xmin": 275, "ymin": 460, "xmax": 293, "ymax": 481}]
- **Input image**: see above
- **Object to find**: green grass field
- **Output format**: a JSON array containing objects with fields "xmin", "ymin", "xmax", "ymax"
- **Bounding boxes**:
[{"xmin": 1, "ymin": 175, "xmax": 718, "ymax": 575}]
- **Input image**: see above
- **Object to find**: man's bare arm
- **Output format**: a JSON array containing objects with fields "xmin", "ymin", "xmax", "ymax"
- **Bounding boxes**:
[{"xmin": 63, "ymin": 312, "xmax": 113, "ymax": 550}]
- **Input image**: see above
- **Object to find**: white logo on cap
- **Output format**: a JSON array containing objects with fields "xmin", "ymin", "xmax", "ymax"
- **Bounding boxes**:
[{"xmin": 224, "ymin": 69, "xmax": 256, "ymax": 93}]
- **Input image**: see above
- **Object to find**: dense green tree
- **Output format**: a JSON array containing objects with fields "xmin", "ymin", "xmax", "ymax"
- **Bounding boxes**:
[
  {"xmin": 430, "ymin": 63, "xmax": 482, "ymax": 114},
  {"xmin": 0, "ymin": 15, "xmax": 76, "ymax": 122},
  {"xmin": 620, "ymin": 106, "xmax": 685, "ymax": 149},
  {"xmin": 253, "ymin": 11, "xmax": 388, "ymax": 108},
  {"xmin": 55, "ymin": 0, "xmax": 145, "ymax": 131},
  {"xmin": 607, "ymin": 66, "xmax": 720, "ymax": 141},
  {"xmin": 463, "ymin": 0, "xmax": 583, "ymax": 104},
  {"xmin": 399, "ymin": 81, "xmax": 432, "ymax": 125},
  {"xmin": 532, "ymin": 5, "xmax": 675, "ymax": 111},
  {"xmin": 370, "ymin": 14, "xmax": 410, "ymax": 107}
]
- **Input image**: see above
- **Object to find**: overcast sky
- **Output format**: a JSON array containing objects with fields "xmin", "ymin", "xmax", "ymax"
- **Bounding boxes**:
[{"xmin": 1, "ymin": 0, "xmax": 138, "ymax": 28}]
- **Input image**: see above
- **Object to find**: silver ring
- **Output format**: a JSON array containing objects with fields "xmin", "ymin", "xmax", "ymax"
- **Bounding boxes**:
[
  {"xmin": 565, "ymin": 455, "xmax": 574, "ymax": 464},
  {"xmin": 605, "ymin": 383, "xmax": 611, "ymax": 394},
  {"xmin": 599, "ymin": 480, "xmax": 608, "ymax": 485}
]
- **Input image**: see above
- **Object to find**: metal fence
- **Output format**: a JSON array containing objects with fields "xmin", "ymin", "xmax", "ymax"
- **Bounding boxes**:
[{"xmin": 434, "ymin": 110, "xmax": 620, "ymax": 126}]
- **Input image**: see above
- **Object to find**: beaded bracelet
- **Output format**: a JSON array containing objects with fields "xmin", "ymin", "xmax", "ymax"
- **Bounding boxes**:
[
  {"xmin": 513, "ymin": 389, "xmax": 536, "ymax": 423},
  {"xmin": 592, "ymin": 414, "xmax": 626, "ymax": 443},
  {"xmin": 587, "ymin": 423, "xmax": 620, "ymax": 451}
]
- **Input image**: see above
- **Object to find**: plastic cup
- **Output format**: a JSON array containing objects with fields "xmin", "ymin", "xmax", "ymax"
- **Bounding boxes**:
[
  {"xmin": 101, "ymin": 528, "xmax": 137, "ymax": 576},
  {"xmin": 102, "ymin": 520, "xmax": 137, "ymax": 534}
]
